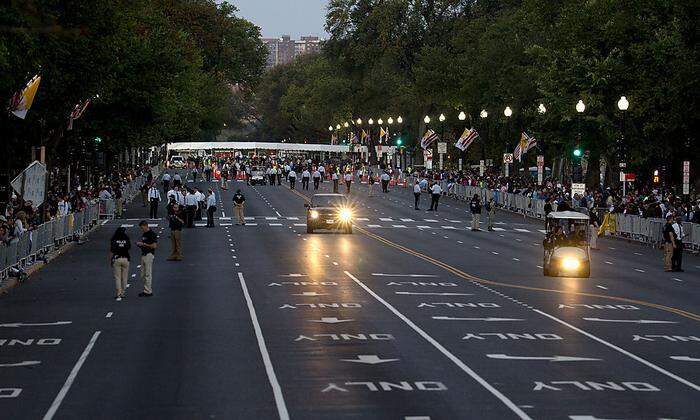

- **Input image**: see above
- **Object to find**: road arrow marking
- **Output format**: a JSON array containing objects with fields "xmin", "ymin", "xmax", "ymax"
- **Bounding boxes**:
[
  {"xmin": 0, "ymin": 321, "xmax": 72, "ymax": 328},
  {"xmin": 340, "ymin": 355, "xmax": 399, "ymax": 365},
  {"xmin": 308, "ymin": 317, "xmax": 354, "ymax": 324},
  {"xmin": 670, "ymin": 356, "xmax": 700, "ymax": 362},
  {"xmin": 0, "ymin": 361, "xmax": 41, "ymax": 368},
  {"xmin": 569, "ymin": 416, "xmax": 624, "ymax": 420},
  {"xmin": 583, "ymin": 318, "xmax": 678, "ymax": 324},
  {"xmin": 487, "ymin": 354, "xmax": 601, "ymax": 362},
  {"xmin": 432, "ymin": 316, "xmax": 524, "ymax": 322},
  {"xmin": 279, "ymin": 273, "xmax": 306, "ymax": 277},
  {"xmin": 396, "ymin": 292, "xmax": 473, "ymax": 296},
  {"xmin": 292, "ymin": 292, "xmax": 328, "ymax": 296}
]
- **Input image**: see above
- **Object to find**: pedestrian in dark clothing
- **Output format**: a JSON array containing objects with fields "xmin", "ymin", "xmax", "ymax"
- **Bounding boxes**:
[
  {"xmin": 109, "ymin": 227, "xmax": 131, "ymax": 300},
  {"xmin": 167, "ymin": 206, "xmax": 184, "ymax": 261}
]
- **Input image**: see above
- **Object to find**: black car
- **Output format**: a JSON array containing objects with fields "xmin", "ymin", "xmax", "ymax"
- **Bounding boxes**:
[{"xmin": 305, "ymin": 193, "xmax": 353, "ymax": 234}]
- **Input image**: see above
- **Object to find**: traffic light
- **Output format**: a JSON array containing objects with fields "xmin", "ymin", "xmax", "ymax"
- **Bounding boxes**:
[
  {"xmin": 653, "ymin": 170, "xmax": 660, "ymax": 184},
  {"xmin": 573, "ymin": 147, "xmax": 582, "ymax": 157},
  {"xmin": 94, "ymin": 137, "xmax": 102, "ymax": 144},
  {"xmin": 395, "ymin": 137, "xmax": 403, "ymax": 146}
]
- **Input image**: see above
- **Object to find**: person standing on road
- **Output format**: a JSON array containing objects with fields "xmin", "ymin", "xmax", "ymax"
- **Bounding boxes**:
[
  {"xmin": 148, "ymin": 184, "xmax": 161, "ymax": 219},
  {"xmin": 380, "ymin": 171, "xmax": 390, "ymax": 193},
  {"xmin": 672, "ymin": 215, "xmax": 685, "ymax": 272},
  {"xmin": 318, "ymin": 164, "xmax": 325, "ymax": 184},
  {"xmin": 194, "ymin": 187, "xmax": 205, "ymax": 221},
  {"xmin": 662, "ymin": 215, "xmax": 677, "ymax": 272},
  {"xmin": 204, "ymin": 165, "xmax": 212, "ymax": 182},
  {"xmin": 302, "ymin": 168, "xmax": 311, "ymax": 190},
  {"xmin": 109, "ymin": 227, "xmax": 131, "ymax": 301},
  {"xmin": 470, "ymin": 194, "xmax": 482, "ymax": 231},
  {"xmin": 428, "ymin": 182, "xmax": 442, "ymax": 211},
  {"xmin": 276, "ymin": 166, "xmax": 283, "ymax": 185},
  {"xmin": 312, "ymin": 168, "xmax": 321, "ymax": 190},
  {"xmin": 344, "ymin": 171, "xmax": 353, "ymax": 194},
  {"xmin": 589, "ymin": 211, "xmax": 600, "ymax": 250},
  {"xmin": 162, "ymin": 172, "xmax": 171, "ymax": 193},
  {"xmin": 332, "ymin": 170, "xmax": 339, "ymax": 193},
  {"xmin": 185, "ymin": 188, "xmax": 197, "ymax": 228},
  {"xmin": 167, "ymin": 205, "xmax": 184, "ymax": 261},
  {"xmin": 485, "ymin": 198, "xmax": 496, "ymax": 231},
  {"xmin": 288, "ymin": 169, "xmax": 297, "ymax": 190},
  {"xmin": 136, "ymin": 221, "xmax": 157, "ymax": 297},
  {"xmin": 173, "ymin": 172, "xmax": 182, "ymax": 188},
  {"xmin": 413, "ymin": 180, "xmax": 421, "ymax": 210},
  {"xmin": 233, "ymin": 189, "xmax": 246, "ymax": 225},
  {"xmin": 206, "ymin": 189, "xmax": 217, "ymax": 227},
  {"xmin": 220, "ymin": 164, "xmax": 229, "ymax": 190}
]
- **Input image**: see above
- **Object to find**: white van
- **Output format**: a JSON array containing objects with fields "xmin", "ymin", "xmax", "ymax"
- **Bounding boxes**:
[{"xmin": 169, "ymin": 155, "xmax": 186, "ymax": 168}]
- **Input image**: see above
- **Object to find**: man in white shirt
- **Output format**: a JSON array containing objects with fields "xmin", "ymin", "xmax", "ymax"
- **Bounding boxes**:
[
  {"xmin": 332, "ymin": 171, "xmax": 339, "ymax": 193},
  {"xmin": 380, "ymin": 171, "xmax": 391, "ymax": 193},
  {"xmin": 194, "ymin": 187, "xmax": 205, "ymax": 220},
  {"xmin": 57, "ymin": 196, "xmax": 71, "ymax": 217},
  {"xmin": 672, "ymin": 215, "xmax": 685, "ymax": 272},
  {"xmin": 344, "ymin": 172, "xmax": 353, "ymax": 194},
  {"xmin": 206, "ymin": 189, "xmax": 217, "ymax": 227},
  {"xmin": 318, "ymin": 165, "xmax": 325, "ymax": 183},
  {"xmin": 184, "ymin": 189, "xmax": 198, "ymax": 228},
  {"xmin": 147, "ymin": 184, "xmax": 161, "ymax": 219},
  {"xmin": 413, "ymin": 180, "xmax": 421, "ymax": 210},
  {"xmin": 428, "ymin": 182, "xmax": 442, "ymax": 211},
  {"xmin": 162, "ymin": 172, "xmax": 171, "ymax": 193},
  {"xmin": 288, "ymin": 169, "xmax": 297, "ymax": 190},
  {"xmin": 312, "ymin": 168, "xmax": 321, "ymax": 190},
  {"xmin": 173, "ymin": 173, "xmax": 182, "ymax": 188},
  {"xmin": 302, "ymin": 169, "xmax": 311, "ymax": 190}
]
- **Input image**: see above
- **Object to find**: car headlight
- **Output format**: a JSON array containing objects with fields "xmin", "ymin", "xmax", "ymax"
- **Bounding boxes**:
[
  {"xmin": 339, "ymin": 208, "xmax": 352, "ymax": 222},
  {"xmin": 310, "ymin": 210, "xmax": 319, "ymax": 219},
  {"xmin": 561, "ymin": 256, "xmax": 581, "ymax": 271}
]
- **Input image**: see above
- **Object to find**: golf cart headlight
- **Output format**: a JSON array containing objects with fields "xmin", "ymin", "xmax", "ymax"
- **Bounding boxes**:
[
  {"xmin": 310, "ymin": 210, "xmax": 319, "ymax": 219},
  {"xmin": 561, "ymin": 256, "xmax": 581, "ymax": 271},
  {"xmin": 339, "ymin": 208, "xmax": 352, "ymax": 222}
]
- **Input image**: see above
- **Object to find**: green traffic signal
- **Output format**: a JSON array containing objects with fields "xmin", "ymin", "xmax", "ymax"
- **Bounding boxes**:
[
  {"xmin": 95, "ymin": 137, "xmax": 102, "ymax": 144},
  {"xmin": 573, "ymin": 148, "xmax": 582, "ymax": 157},
  {"xmin": 395, "ymin": 138, "xmax": 403, "ymax": 146}
]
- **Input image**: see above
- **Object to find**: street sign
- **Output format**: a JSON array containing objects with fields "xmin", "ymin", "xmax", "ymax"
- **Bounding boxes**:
[
  {"xmin": 683, "ymin": 160, "xmax": 690, "ymax": 195},
  {"xmin": 537, "ymin": 155, "xmax": 544, "ymax": 167},
  {"xmin": 619, "ymin": 162, "xmax": 627, "ymax": 168},
  {"xmin": 479, "ymin": 160, "xmax": 485, "ymax": 176},
  {"xmin": 437, "ymin": 142, "xmax": 447, "ymax": 154},
  {"xmin": 619, "ymin": 171, "xmax": 626, "ymax": 182},
  {"xmin": 625, "ymin": 173, "xmax": 636, "ymax": 181},
  {"xmin": 458, "ymin": 158, "xmax": 462, "ymax": 171},
  {"xmin": 423, "ymin": 150, "xmax": 433, "ymax": 170},
  {"xmin": 503, "ymin": 153, "xmax": 514, "ymax": 164},
  {"xmin": 571, "ymin": 183, "xmax": 585, "ymax": 196},
  {"xmin": 11, "ymin": 160, "xmax": 47, "ymax": 207}
]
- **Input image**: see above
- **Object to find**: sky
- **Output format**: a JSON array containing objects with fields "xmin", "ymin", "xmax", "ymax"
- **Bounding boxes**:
[{"xmin": 221, "ymin": 0, "xmax": 329, "ymax": 39}]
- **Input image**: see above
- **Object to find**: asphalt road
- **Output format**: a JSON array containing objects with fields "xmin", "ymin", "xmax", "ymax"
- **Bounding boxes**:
[{"xmin": 1, "ymin": 172, "xmax": 698, "ymax": 420}]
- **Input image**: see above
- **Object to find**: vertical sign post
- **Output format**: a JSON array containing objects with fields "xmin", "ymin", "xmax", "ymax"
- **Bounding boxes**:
[
  {"xmin": 537, "ymin": 155, "xmax": 544, "ymax": 185},
  {"xmin": 683, "ymin": 160, "xmax": 690, "ymax": 197},
  {"xmin": 437, "ymin": 142, "xmax": 446, "ymax": 170}
]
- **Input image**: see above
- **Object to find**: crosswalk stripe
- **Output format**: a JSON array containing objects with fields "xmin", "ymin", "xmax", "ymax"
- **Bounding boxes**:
[
  {"xmin": 514, "ymin": 228, "xmax": 531, "ymax": 233},
  {"xmin": 441, "ymin": 226, "xmax": 457, "ymax": 230},
  {"xmin": 392, "ymin": 225, "xmax": 407, "ymax": 228},
  {"xmin": 424, "ymin": 219, "xmax": 439, "ymax": 222},
  {"xmin": 379, "ymin": 218, "xmax": 393, "ymax": 221},
  {"xmin": 492, "ymin": 227, "xmax": 506, "ymax": 231},
  {"xmin": 367, "ymin": 225, "xmax": 382, "ymax": 228}
]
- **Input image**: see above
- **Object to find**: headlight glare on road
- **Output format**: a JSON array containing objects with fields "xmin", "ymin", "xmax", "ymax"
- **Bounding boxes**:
[
  {"xmin": 561, "ymin": 256, "xmax": 581, "ymax": 271},
  {"xmin": 339, "ymin": 208, "xmax": 352, "ymax": 222},
  {"xmin": 310, "ymin": 210, "xmax": 319, "ymax": 219}
]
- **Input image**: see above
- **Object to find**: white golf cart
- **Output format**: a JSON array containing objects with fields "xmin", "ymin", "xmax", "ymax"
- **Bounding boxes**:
[{"xmin": 543, "ymin": 211, "xmax": 591, "ymax": 278}]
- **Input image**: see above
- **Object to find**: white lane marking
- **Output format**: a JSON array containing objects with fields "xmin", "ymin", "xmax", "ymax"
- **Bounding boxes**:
[
  {"xmin": 609, "ymin": 247, "xmax": 616, "ymax": 250},
  {"xmin": 492, "ymin": 227, "xmax": 506, "ymax": 231},
  {"xmin": 286, "ymin": 217, "xmax": 299, "ymax": 220},
  {"xmin": 275, "ymin": 211, "xmax": 282, "ymax": 217},
  {"xmin": 380, "ymin": 218, "xmax": 393, "ymax": 221},
  {"xmin": 538, "ymin": 229, "xmax": 547, "ymax": 234},
  {"xmin": 515, "ymin": 238, "xmax": 522, "ymax": 242},
  {"xmin": 0, "ymin": 321, "xmax": 72, "ymax": 328},
  {"xmin": 634, "ymin": 252, "xmax": 642, "ymax": 256},
  {"xmin": 293, "ymin": 223, "xmax": 306, "ymax": 226},
  {"xmin": 400, "ymin": 218, "xmax": 415, "ymax": 222},
  {"xmin": 536, "ymin": 265, "xmax": 543, "ymax": 269},
  {"xmin": 120, "ymin": 224, "xmax": 134, "ymax": 228},
  {"xmin": 221, "ymin": 211, "xmax": 226, "ymax": 217},
  {"xmin": 634, "ymin": 268, "xmax": 645, "ymax": 273},
  {"xmin": 433, "ymin": 316, "xmax": 524, "ymax": 322},
  {"xmin": 473, "ymin": 246, "xmax": 480, "ymax": 249},
  {"xmin": 514, "ymin": 228, "xmax": 530, "ymax": 233},
  {"xmin": 266, "ymin": 217, "xmax": 278, "ymax": 220},
  {"xmin": 43, "ymin": 331, "xmax": 102, "ymax": 420},
  {"xmin": 441, "ymin": 226, "xmax": 456, "ymax": 230},
  {"xmin": 100, "ymin": 220, "xmax": 108, "ymax": 226},
  {"xmin": 583, "ymin": 317, "xmax": 677, "ymax": 324},
  {"xmin": 246, "ymin": 223, "xmax": 258, "ymax": 226},
  {"xmin": 355, "ymin": 218, "xmax": 370, "ymax": 221},
  {"xmin": 535, "ymin": 309, "xmax": 700, "ymax": 391},
  {"xmin": 670, "ymin": 356, "xmax": 700, "ymax": 362},
  {"xmin": 457, "ymin": 241, "xmax": 464, "ymax": 244},
  {"xmin": 105, "ymin": 312, "xmax": 113, "ymax": 318},
  {"xmin": 512, "ymin": 258, "xmax": 520, "ymax": 261},
  {"xmin": 446, "ymin": 219, "xmax": 461, "ymax": 223},
  {"xmin": 332, "ymin": 262, "xmax": 339, "ymax": 266},
  {"xmin": 367, "ymin": 224, "xmax": 382, "ymax": 228},
  {"xmin": 596, "ymin": 285, "xmax": 608, "ymax": 290},
  {"xmin": 392, "ymin": 225, "xmax": 407, "ymax": 228},
  {"xmin": 491, "ymin": 251, "xmax": 499, "ymax": 255},
  {"xmin": 0, "ymin": 361, "xmax": 41, "ymax": 367},
  {"xmin": 486, "ymin": 354, "xmax": 601, "ymax": 362},
  {"xmin": 416, "ymin": 225, "xmax": 431, "ymax": 229},
  {"xmin": 269, "ymin": 223, "xmax": 283, "ymax": 227},
  {"xmin": 424, "ymin": 219, "xmax": 439, "ymax": 222},
  {"xmin": 371, "ymin": 273, "xmax": 438, "ymax": 278},
  {"xmin": 604, "ymin": 261, "xmax": 614, "ymax": 265},
  {"xmin": 396, "ymin": 292, "xmax": 472, "ymax": 296},
  {"xmin": 238, "ymin": 273, "xmax": 290, "ymax": 420},
  {"xmin": 673, "ymin": 278, "xmax": 683, "ymax": 282},
  {"xmin": 344, "ymin": 271, "xmax": 532, "ymax": 419}
]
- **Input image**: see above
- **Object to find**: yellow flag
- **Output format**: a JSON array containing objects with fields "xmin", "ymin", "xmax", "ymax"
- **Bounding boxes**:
[{"xmin": 9, "ymin": 75, "xmax": 41, "ymax": 119}]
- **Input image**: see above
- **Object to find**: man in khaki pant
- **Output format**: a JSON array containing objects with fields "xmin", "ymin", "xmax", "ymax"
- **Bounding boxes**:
[
  {"xmin": 233, "ymin": 189, "xmax": 246, "ymax": 225},
  {"xmin": 167, "ymin": 205, "xmax": 185, "ymax": 261},
  {"xmin": 136, "ymin": 221, "xmax": 158, "ymax": 297},
  {"xmin": 662, "ymin": 215, "xmax": 676, "ymax": 272}
]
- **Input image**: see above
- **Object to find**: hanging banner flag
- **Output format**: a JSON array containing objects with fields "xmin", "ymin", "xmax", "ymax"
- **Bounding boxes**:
[
  {"xmin": 330, "ymin": 132, "xmax": 338, "ymax": 145},
  {"xmin": 361, "ymin": 129, "xmax": 370, "ymax": 145},
  {"xmin": 8, "ymin": 74, "xmax": 41, "ymax": 120},
  {"xmin": 67, "ymin": 98, "xmax": 91, "ymax": 130},
  {"xmin": 455, "ymin": 128, "xmax": 479, "ymax": 151},
  {"xmin": 349, "ymin": 131, "xmax": 359, "ymax": 144},
  {"xmin": 514, "ymin": 131, "xmax": 537, "ymax": 162},
  {"xmin": 420, "ymin": 129, "xmax": 439, "ymax": 150}
]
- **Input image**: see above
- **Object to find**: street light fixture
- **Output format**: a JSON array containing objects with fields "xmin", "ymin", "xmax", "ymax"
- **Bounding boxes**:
[
  {"xmin": 368, "ymin": 118, "xmax": 374, "ymax": 125},
  {"xmin": 439, "ymin": 113, "xmax": 446, "ymax": 122},
  {"xmin": 397, "ymin": 116, "xmax": 403, "ymax": 124},
  {"xmin": 576, "ymin": 100, "xmax": 586, "ymax": 113},
  {"xmin": 328, "ymin": 126, "xmax": 333, "ymax": 131},
  {"xmin": 343, "ymin": 121, "xmax": 349, "ymax": 128},
  {"xmin": 458, "ymin": 111, "xmax": 466, "ymax": 121},
  {"xmin": 388, "ymin": 117, "xmax": 394, "ymax": 125},
  {"xmin": 356, "ymin": 118, "xmax": 362, "ymax": 125},
  {"xmin": 336, "ymin": 124, "xmax": 341, "ymax": 130},
  {"xmin": 424, "ymin": 115, "xmax": 430, "ymax": 124},
  {"xmin": 617, "ymin": 96, "xmax": 629, "ymax": 111},
  {"xmin": 538, "ymin": 103, "xmax": 547, "ymax": 114},
  {"xmin": 504, "ymin": 106, "xmax": 512, "ymax": 117},
  {"xmin": 480, "ymin": 109, "xmax": 488, "ymax": 119},
  {"xmin": 378, "ymin": 118, "xmax": 383, "ymax": 125}
]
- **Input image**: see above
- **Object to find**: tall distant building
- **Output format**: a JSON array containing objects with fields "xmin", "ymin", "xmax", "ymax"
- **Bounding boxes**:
[{"xmin": 263, "ymin": 35, "xmax": 323, "ymax": 68}]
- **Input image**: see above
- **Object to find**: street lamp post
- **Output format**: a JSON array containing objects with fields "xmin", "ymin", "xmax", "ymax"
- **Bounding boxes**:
[
  {"xmin": 617, "ymin": 96, "xmax": 629, "ymax": 196},
  {"xmin": 438, "ymin": 113, "xmax": 446, "ymax": 169},
  {"xmin": 480, "ymin": 109, "xmax": 488, "ymax": 168},
  {"xmin": 504, "ymin": 106, "xmax": 512, "ymax": 177},
  {"xmin": 574, "ymin": 100, "xmax": 585, "ymax": 183}
]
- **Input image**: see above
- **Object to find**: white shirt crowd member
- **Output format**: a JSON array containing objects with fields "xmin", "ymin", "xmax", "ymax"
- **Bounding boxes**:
[
  {"xmin": 431, "ymin": 183, "xmax": 442, "ymax": 195},
  {"xmin": 148, "ymin": 186, "xmax": 161, "ymax": 201},
  {"xmin": 207, "ymin": 192, "xmax": 217, "ymax": 208},
  {"xmin": 185, "ymin": 192, "xmax": 198, "ymax": 206},
  {"xmin": 302, "ymin": 170, "xmax": 310, "ymax": 179},
  {"xmin": 288, "ymin": 170, "xmax": 296, "ymax": 178},
  {"xmin": 57, "ymin": 199, "xmax": 71, "ymax": 217},
  {"xmin": 414, "ymin": 183, "xmax": 421, "ymax": 194}
]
